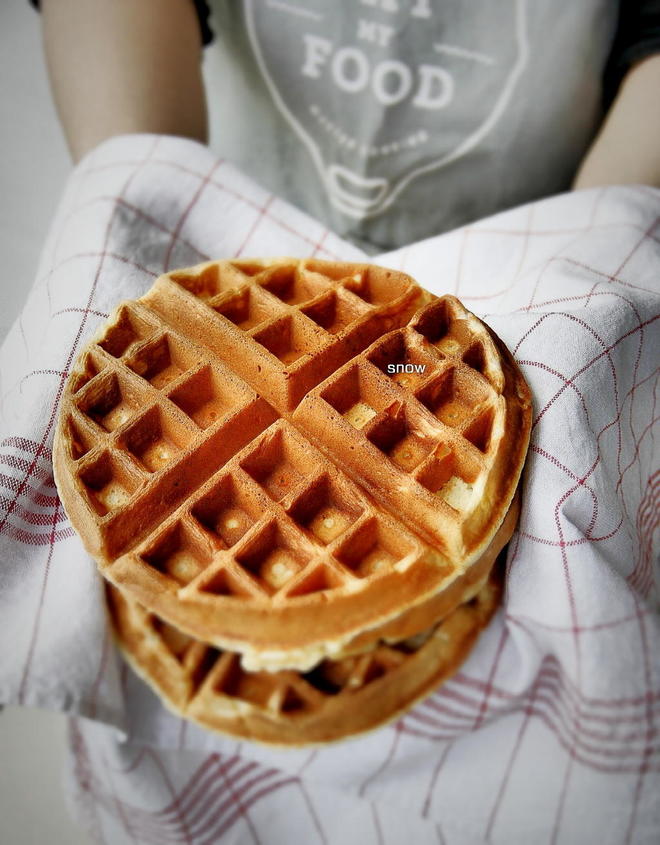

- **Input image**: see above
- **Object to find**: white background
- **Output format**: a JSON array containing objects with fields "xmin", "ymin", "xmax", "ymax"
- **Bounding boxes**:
[{"xmin": 0, "ymin": 3, "xmax": 69, "ymax": 342}]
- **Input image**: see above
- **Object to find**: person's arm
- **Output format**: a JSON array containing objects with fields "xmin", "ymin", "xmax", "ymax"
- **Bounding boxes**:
[
  {"xmin": 41, "ymin": 0, "xmax": 208, "ymax": 163},
  {"xmin": 573, "ymin": 52, "xmax": 660, "ymax": 189}
]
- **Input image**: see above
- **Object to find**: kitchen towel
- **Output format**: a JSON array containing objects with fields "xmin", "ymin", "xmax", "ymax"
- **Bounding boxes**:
[{"xmin": 1, "ymin": 134, "xmax": 658, "ymax": 844}]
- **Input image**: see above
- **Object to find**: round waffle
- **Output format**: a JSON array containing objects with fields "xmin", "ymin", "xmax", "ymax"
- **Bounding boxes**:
[
  {"xmin": 54, "ymin": 259, "xmax": 531, "ymax": 670},
  {"xmin": 107, "ymin": 569, "xmax": 502, "ymax": 747}
]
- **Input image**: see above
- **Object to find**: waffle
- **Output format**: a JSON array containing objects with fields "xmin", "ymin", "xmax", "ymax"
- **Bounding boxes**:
[
  {"xmin": 107, "ymin": 569, "xmax": 502, "ymax": 747},
  {"xmin": 53, "ymin": 258, "xmax": 531, "ymax": 671}
]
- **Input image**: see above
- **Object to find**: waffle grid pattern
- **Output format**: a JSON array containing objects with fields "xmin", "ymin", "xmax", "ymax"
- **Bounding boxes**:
[
  {"xmin": 295, "ymin": 297, "xmax": 510, "ymax": 554},
  {"xmin": 61, "ymin": 299, "xmax": 277, "ymax": 559},
  {"xmin": 152, "ymin": 259, "xmax": 424, "ymax": 413},
  {"xmin": 133, "ymin": 420, "xmax": 423, "ymax": 602},
  {"xmin": 54, "ymin": 258, "xmax": 529, "ymax": 664}
]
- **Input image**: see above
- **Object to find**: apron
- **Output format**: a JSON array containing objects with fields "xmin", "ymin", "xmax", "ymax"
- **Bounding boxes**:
[{"xmin": 204, "ymin": 0, "xmax": 618, "ymax": 251}]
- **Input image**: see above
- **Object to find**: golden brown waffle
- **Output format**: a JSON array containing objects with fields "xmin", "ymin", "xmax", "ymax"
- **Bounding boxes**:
[
  {"xmin": 107, "ymin": 570, "xmax": 502, "ymax": 747},
  {"xmin": 294, "ymin": 295, "xmax": 528, "ymax": 559},
  {"xmin": 54, "ymin": 259, "xmax": 531, "ymax": 671}
]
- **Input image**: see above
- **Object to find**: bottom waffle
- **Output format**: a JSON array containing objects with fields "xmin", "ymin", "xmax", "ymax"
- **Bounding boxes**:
[{"xmin": 107, "ymin": 570, "xmax": 502, "ymax": 747}]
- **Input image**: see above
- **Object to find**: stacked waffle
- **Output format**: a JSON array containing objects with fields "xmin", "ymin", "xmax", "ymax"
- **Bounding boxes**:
[{"xmin": 54, "ymin": 259, "xmax": 531, "ymax": 746}]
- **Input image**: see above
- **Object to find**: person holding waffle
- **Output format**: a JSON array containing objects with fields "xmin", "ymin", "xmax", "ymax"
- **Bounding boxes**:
[{"xmin": 10, "ymin": 4, "xmax": 659, "ymax": 845}]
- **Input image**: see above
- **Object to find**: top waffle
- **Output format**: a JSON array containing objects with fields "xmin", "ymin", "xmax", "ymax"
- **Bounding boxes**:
[{"xmin": 53, "ymin": 259, "xmax": 531, "ymax": 671}]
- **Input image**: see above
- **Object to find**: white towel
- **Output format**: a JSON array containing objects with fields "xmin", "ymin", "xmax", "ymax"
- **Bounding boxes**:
[{"xmin": 1, "ymin": 134, "xmax": 658, "ymax": 844}]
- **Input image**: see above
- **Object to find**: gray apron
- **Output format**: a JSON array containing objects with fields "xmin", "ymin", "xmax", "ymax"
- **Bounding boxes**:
[{"xmin": 205, "ymin": 0, "xmax": 619, "ymax": 251}]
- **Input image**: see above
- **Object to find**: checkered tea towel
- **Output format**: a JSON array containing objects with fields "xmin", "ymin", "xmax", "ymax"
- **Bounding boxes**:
[{"xmin": 1, "ymin": 135, "xmax": 658, "ymax": 844}]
